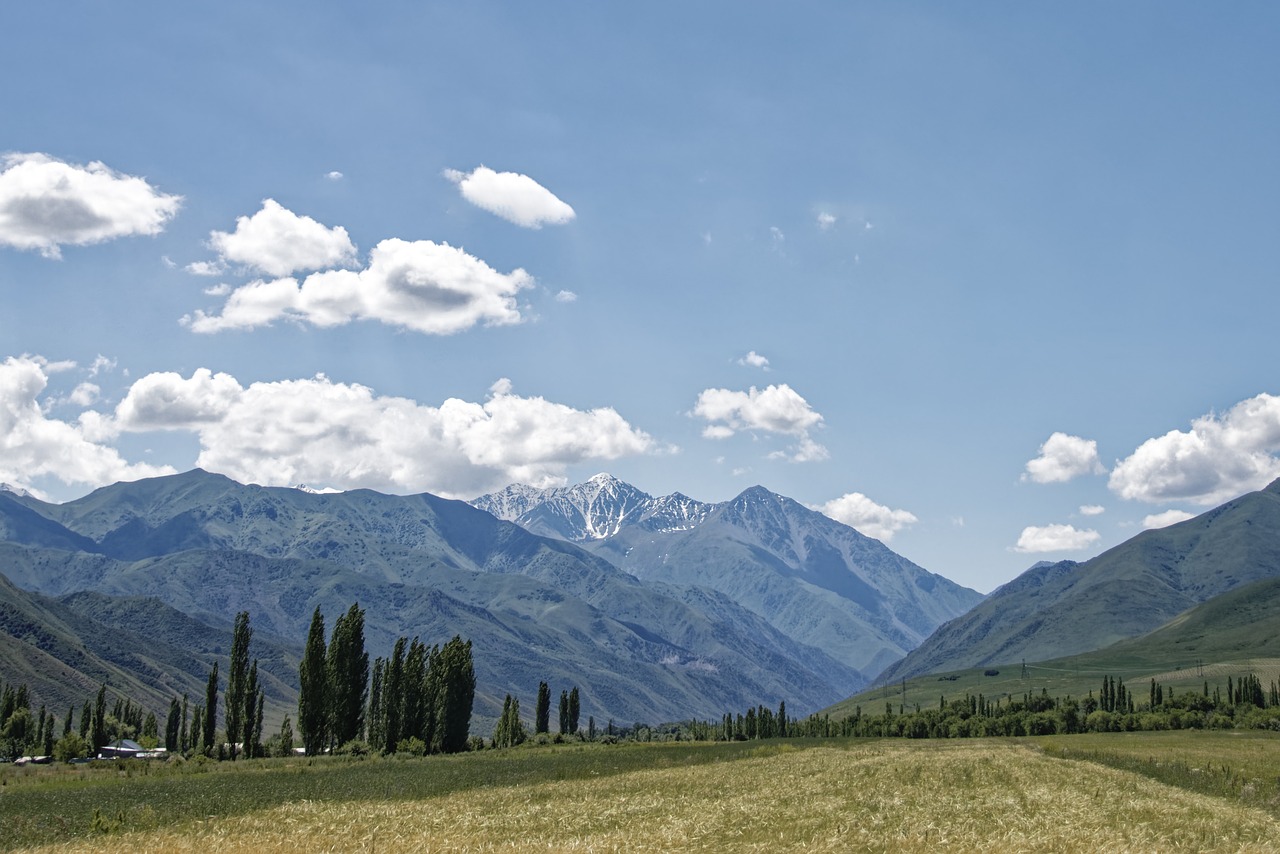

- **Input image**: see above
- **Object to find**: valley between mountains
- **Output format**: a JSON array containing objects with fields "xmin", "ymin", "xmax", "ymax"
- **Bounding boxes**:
[{"xmin": 4, "ymin": 470, "xmax": 1280, "ymax": 731}]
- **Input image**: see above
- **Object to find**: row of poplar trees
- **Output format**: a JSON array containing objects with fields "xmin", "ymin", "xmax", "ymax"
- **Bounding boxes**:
[{"xmin": 296, "ymin": 603, "xmax": 476, "ymax": 755}]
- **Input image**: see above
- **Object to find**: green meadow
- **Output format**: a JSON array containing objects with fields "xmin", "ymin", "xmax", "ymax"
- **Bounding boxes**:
[{"xmin": 4, "ymin": 732, "xmax": 1280, "ymax": 852}]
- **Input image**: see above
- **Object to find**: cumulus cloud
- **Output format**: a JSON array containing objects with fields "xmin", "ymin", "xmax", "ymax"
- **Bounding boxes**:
[
  {"xmin": 107, "ymin": 369, "xmax": 652, "ymax": 498},
  {"xmin": 1023, "ymin": 432, "xmax": 1106, "ymax": 484},
  {"xmin": 207, "ymin": 199, "xmax": 356, "ymax": 277},
  {"xmin": 0, "ymin": 152, "xmax": 181, "ymax": 258},
  {"xmin": 693, "ymin": 383, "xmax": 826, "ymax": 463},
  {"xmin": 183, "ymin": 238, "xmax": 532, "ymax": 335},
  {"xmin": 1013, "ymin": 523, "xmax": 1101, "ymax": 554},
  {"xmin": 1142, "ymin": 509, "xmax": 1196, "ymax": 530},
  {"xmin": 554, "ymin": 290, "xmax": 578, "ymax": 303},
  {"xmin": 738, "ymin": 351, "xmax": 770, "ymax": 370},
  {"xmin": 1078, "ymin": 504, "xmax": 1106, "ymax": 516},
  {"xmin": 816, "ymin": 212, "xmax": 836, "ymax": 230},
  {"xmin": 816, "ymin": 492, "xmax": 918, "ymax": 542},
  {"xmin": 444, "ymin": 166, "xmax": 575, "ymax": 229},
  {"xmin": 1109, "ymin": 393, "xmax": 1280, "ymax": 505},
  {"xmin": 325, "ymin": 171, "xmax": 344, "ymax": 181},
  {"xmin": 0, "ymin": 356, "xmax": 174, "ymax": 496}
]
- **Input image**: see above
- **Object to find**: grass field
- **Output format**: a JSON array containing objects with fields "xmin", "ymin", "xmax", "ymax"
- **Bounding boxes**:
[{"xmin": 5, "ymin": 733, "xmax": 1280, "ymax": 852}]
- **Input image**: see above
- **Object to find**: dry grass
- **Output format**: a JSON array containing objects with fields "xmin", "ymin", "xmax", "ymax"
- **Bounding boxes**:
[{"xmin": 24, "ymin": 740, "xmax": 1280, "ymax": 853}]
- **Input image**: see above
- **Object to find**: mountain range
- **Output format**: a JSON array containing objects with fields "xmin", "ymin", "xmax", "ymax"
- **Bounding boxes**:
[
  {"xmin": 473, "ymin": 473, "xmax": 983, "ymax": 679},
  {"xmin": 879, "ymin": 477, "xmax": 1280, "ymax": 683},
  {"xmin": 0, "ymin": 470, "xmax": 979, "ymax": 726}
]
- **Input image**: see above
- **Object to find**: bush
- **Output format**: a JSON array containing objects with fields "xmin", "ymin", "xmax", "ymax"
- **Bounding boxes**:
[
  {"xmin": 334, "ymin": 740, "xmax": 372, "ymax": 757},
  {"xmin": 396, "ymin": 737, "xmax": 426, "ymax": 756},
  {"xmin": 53, "ymin": 733, "xmax": 88, "ymax": 763},
  {"xmin": 467, "ymin": 736, "xmax": 486, "ymax": 752}
]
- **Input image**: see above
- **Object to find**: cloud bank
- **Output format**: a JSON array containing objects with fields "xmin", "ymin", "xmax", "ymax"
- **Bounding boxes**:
[
  {"xmin": 0, "ymin": 356, "xmax": 174, "ymax": 496},
  {"xmin": 1109, "ymin": 393, "xmax": 1280, "ymax": 505},
  {"xmin": 444, "ymin": 166, "xmax": 575, "ymax": 229},
  {"xmin": 102, "ymin": 369, "xmax": 653, "ymax": 498},
  {"xmin": 817, "ymin": 492, "xmax": 918, "ymax": 542},
  {"xmin": 184, "ymin": 238, "xmax": 532, "ymax": 334},
  {"xmin": 0, "ymin": 153, "xmax": 181, "ymax": 258}
]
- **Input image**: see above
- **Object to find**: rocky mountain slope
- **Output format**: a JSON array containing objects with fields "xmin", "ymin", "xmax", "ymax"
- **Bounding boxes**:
[
  {"xmin": 474, "ymin": 474, "xmax": 984, "ymax": 680},
  {"xmin": 0, "ymin": 471, "xmax": 866, "ymax": 724}
]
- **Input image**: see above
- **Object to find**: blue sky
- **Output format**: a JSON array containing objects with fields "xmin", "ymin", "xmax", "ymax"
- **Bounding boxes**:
[{"xmin": 2, "ymin": 3, "xmax": 1278, "ymax": 592}]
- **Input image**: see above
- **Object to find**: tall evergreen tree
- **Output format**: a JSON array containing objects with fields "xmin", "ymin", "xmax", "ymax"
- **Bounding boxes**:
[
  {"xmin": 327, "ymin": 603, "xmax": 369, "ymax": 748},
  {"xmin": 166, "ymin": 698, "xmax": 181, "ymax": 751},
  {"xmin": 203, "ymin": 662, "xmax": 219, "ymax": 756},
  {"xmin": 298, "ymin": 606, "xmax": 329, "ymax": 756},
  {"xmin": 558, "ymin": 690, "xmax": 570, "ymax": 735},
  {"xmin": 92, "ymin": 684, "xmax": 107, "ymax": 755},
  {"xmin": 433, "ymin": 636, "xmax": 475, "ymax": 754},
  {"xmin": 180, "ymin": 694, "xmax": 189, "ymax": 753},
  {"xmin": 383, "ymin": 636, "xmax": 406, "ymax": 754},
  {"xmin": 367, "ymin": 657, "xmax": 385, "ymax": 752},
  {"xmin": 569, "ymin": 687, "xmax": 580, "ymax": 734},
  {"xmin": 225, "ymin": 611, "xmax": 252, "ymax": 759},
  {"xmin": 243, "ymin": 660, "xmax": 261, "ymax": 758},
  {"xmin": 402, "ymin": 638, "xmax": 428, "ymax": 748},
  {"xmin": 535, "ymin": 681, "xmax": 551, "ymax": 734}
]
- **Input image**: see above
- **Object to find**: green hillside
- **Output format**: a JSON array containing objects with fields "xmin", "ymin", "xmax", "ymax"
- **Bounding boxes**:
[
  {"xmin": 877, "ymin": 477, "xmax": 1280, "ymax": 683},
  {"xmin": 825, "ymin": 574, "xmax": 1280, "ymax": 718}
]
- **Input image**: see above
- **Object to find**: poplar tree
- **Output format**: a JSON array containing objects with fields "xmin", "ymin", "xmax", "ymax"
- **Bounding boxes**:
[
  {"xmin": 298, "ymin": 606, "xmax": 329, "ymax": 755},
  {"xmin": 92, "ymin": 684, "xmax": 107, "ymax": 755},
  {"xmin": 225, "ymin": 611, "xmax": 252, "ymax": 760},
  {"xmin": 165, "ymin": 698, "xmax": 181, "ymax": 751},
  {"xmin": 569, "ymin": 687, "xmax": 580, "ymax": 734},
  {"xmin": 433, "ymin": 636, "xmax": 475, "ymax": 754},
  {"xmin": 327, "ymin": 603, "xmax": 369, "ymax": 748},
  {"xmin": 558, "ymin": 690, "xmax": 570, "ymax": 735},
  {"xmin": 402, "ymin": 639, "xmax": 428, "ymax": 748},
  {"xmin": 383, "ymin": 637, "xmax": 406, "ymax": 754},
  {"xmin": 535, "ymin": 681, "xmax": 551, "ymax": 734},
  {"xmin": 203, "ymin": 663, "xmax": 219, "ymax": 756}
]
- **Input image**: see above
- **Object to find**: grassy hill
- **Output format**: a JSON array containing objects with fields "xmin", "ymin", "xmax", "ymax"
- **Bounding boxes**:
[
  {"xmin": 877, "ymin": 477, "xmax": 1280, "ymax": 683},
  {"xmin": 0, "ymin": 569, "xmax": 300, "ymax": 724},
  {"xmin": 825, "ymin": 574, "xmax": 1280, "ymax": 718}
]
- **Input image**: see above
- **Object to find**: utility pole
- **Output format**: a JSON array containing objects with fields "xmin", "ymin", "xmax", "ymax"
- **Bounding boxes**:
[{"xmin": 1021, "ymin": 658, "xmax": 1028, "ymax": 680}]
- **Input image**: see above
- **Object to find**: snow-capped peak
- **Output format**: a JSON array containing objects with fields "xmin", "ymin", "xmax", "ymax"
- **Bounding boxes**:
[
  {"xmin": 293, "ymin": 483, "xmax": 343, "ymax": 495},
  {"xmin": 0, "ymin": 482, "xmax": 35, "ymax": 499}
]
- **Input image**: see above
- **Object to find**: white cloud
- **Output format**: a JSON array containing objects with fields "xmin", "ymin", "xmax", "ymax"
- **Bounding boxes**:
[
  {"xmin": 768, "ymin": 435, "xmax": 830, "ymax": 463},
  {"xmin": 1109, "ymin": 393, "xmax": 1280, "ymax": 505},
  {"xmin": 88, "ymin": 355, "xmax": 116, "ymax": 377},
  {"xmin": 68, "ymin": 383, "xmax": 100, "ymax": 407},
  {"xmin": 185, "ymin": 260, "xmax": 226, "ymax": 277},
  {"xmin": 203, "ymin": 283, "xmax": 231, "ymax": 297},
  {"xmin": 694, "ymin": 384, "xmax": 822, "ymax": 436},
  {"xmin": 554, "ymin": 290, "xmax": 578, "ymax": 303},
  {"xmin": 770, "ymin": 226, "xmax": 785, "ymax": 244},
  {"xmin": 738, "ymin": 351, "xmax": 770, "ymax": 370},
  {"xmin": 816, "ymin": 492, "xmax": 918, "ymax": 543},
  {"xmin": 444, "ymin": 166, "xmax": 575, "ymax": 229},
  {"xmin": 325, "ymin": 171, "xmax": 344, "ymax": 181},
  {"xmin": 1142, "ymin": 509, "xmax": 1196, "ymax": 530},
  {"xmin": 1023, "ymin": 432, "xmax": 1106, "ymax": 484},
  {"xmin": 0, "ymin": 356, "xmax": 174, "ymax": 496},
  {"xmin": 816, "ymin": 212, "xmax": 836, "ymax": 230},
  {"xmin": 693, "ymin": 383, "xmax": 826, "ymax": 463},
  {"xmin": 1013, "ymin": 523, "xmax": 1101, "ymax": 554},
  {"xmin": 184, "ymin": 238, "xmax": 532, "ymax": 335},
  {"xmin": 108, "ymin": 369, "xmax": 652, "ymax": 498},
  {"xmin": 1078, "ymin": 504, "xmax": 1106, "ymax": 516},
  {"xmin": 207, "ymin": 199, "xmax": 357, "ymax": 277},
  {"xmin": 0, "ymin": 152, "xmax": 181, "ymax": 258}
]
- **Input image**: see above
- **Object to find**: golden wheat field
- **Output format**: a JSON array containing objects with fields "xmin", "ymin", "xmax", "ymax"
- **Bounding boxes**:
[{"xmin": 20, "ymin": 740, "xmax": 1280, "ymax": 853}]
